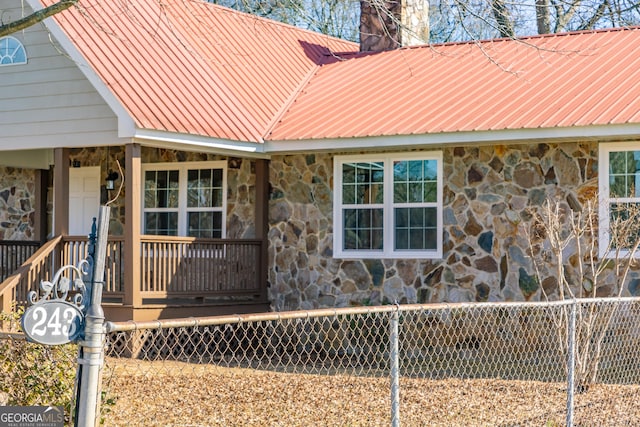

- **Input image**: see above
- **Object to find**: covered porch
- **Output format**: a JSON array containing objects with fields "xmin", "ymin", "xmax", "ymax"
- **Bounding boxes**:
[{"xmin": 0, "ymin": 144, "xmax": 271, "ymax": 321}]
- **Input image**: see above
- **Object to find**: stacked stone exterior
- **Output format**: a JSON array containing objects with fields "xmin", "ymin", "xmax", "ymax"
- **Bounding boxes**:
[
  {"xmin": 0, "ymin": 167, "xmax": 37, "ymax": 240},
  {"xmin": 267, "ymin": 142, "xmax": 601, "ymax": 311},
  {"xmin": 3, "ymin": 142, "xmax": 618, "ymax": 311}
]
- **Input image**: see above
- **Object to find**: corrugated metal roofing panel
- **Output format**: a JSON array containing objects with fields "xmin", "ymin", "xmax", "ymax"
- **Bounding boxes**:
[
  {"xmin": 268, "ymin": 28, "xmax": 640, "ymax": 141},
  {"xmin": 45, "ymin": 0, "xmax": 358, "ymax": 143}
]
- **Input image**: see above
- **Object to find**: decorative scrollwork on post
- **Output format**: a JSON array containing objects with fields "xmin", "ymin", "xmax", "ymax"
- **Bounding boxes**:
[
  {"xmin": 26, "ymin": 260, "xmax": 90, "ymax": 312},
  {"xmin": 21, "ymin": 260, "xmax": 91, "ymax": 346}
]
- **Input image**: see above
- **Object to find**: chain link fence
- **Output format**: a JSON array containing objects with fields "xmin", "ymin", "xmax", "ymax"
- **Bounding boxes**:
[
  {"xmin": 3, "ymin": 298, "xmax": 640, "ymax": 425},
  {"xmin": 100, "ymin": 298, "xmax": 640, "ymax": 426}
]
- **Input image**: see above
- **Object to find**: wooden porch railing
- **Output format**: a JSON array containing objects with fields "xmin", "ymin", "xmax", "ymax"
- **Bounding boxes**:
[
  {"xmin": 0, "ymin": 235, "xmax": 264, "ymax": 314},
  {"xmin": 140, "ymin": 235, "xmax": 263, "ymax": 300},
  {"xmin": 60, "ymin": 236, "xmax": 125, "ymax": 300},
  {"xmin": 0, "ymin": 240, "xmax": 41, "ymax": 283},
  {"xmin": 0, "ymin": 236, "xmax": 62, "ymax": 314}
]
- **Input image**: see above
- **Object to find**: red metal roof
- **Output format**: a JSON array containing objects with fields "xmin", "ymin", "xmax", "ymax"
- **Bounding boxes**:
[
  {"xmin": 268, "ymin": 28, "xmax": 640, "ymax": 141},
  {"xmin": 46, "ymin": 0, "xmax": 640, "ymax": 145},
  {"xmin": 46, "ymin": 0, "xmax": 357, "ymax": 143}
]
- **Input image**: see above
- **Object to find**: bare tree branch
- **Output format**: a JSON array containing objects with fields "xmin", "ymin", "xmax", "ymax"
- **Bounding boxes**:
[{"xmin": 0, "ymin": 0, "xmax": 77, "ymax": 38}]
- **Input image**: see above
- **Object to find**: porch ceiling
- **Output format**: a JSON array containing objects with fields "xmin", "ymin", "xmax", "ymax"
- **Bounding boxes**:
[{"xmin": 0, "ymin": 149, "xmax": 53, "ymax": 169}]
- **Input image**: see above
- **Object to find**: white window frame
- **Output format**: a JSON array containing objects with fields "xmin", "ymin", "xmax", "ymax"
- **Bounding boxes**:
[
  {"xmin": 598, "ymin": 142, "xmax": 640, "ymax": 258},
  {"xmin": 333, "ymin": 151, "xmax": 443, "ymax": 259},
  {"xmin": 0, "ymin": 36, "xmax": 27, "ymax": 66},
  {"xmin": 141, "ymin": 161, "xmax": 227, "ymax": 238}
]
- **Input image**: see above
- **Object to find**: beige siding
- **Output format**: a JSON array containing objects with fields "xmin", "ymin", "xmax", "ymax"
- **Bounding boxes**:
[{"xmin": 0, "ymin": 1, "xmax": 120, "ymax": 150}]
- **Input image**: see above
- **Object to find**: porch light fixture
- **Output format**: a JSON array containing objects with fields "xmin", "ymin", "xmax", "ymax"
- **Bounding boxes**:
[{"xmin": 105, "ymin": 170, "xmax": 119, "ymax": 190}]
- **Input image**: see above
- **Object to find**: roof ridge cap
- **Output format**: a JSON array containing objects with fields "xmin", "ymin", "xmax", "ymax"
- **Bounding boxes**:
[
  {"xmin": 262, "ymin": 59, "xmax": 324, "ymax": 140},
  {"xmin": 426, "ymin": 25, "xmax": 640, "ymax": 49}
]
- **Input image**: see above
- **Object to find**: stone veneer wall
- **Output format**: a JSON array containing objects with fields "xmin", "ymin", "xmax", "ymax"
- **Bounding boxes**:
[
  {"xmin": 68, "ymin": 147, "xmax": 257, "ymax": 238},
  {"xmin": 267, "ymin": 142, "xmax": 602, "ymax": 311},
  {"xmin": 0, "ymin": 167, "xmax": 37, "ymax": 240}
]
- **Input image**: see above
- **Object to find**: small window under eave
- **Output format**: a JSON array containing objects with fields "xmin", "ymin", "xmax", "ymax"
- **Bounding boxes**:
[{"xmin": 0, "ymin": 36, "xmax": 27, "ymax": 66}]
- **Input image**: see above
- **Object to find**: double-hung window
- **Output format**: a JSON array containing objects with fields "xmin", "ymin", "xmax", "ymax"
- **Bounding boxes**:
[
  {"xmin": 333, "ymin": 152, "xmax": 443, "ymax": 259},
  {"xmin": 599, "ymin": 143, "xmax": 640, "ymax": 257},
  {"xmin": 142, "ymin": 161, "xmax": 226, "ymax": 238}
]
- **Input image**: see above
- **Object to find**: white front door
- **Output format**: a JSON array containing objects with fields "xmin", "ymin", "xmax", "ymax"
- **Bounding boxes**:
[{"xmin": 69, "ymin": 167, "xmax": 100, "ymax": 236}]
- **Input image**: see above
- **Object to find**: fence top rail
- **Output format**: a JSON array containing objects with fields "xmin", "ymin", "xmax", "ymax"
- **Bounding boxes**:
[{"xmin": 104, "ymin": 297, "xmax": 640, "ymax": 333}]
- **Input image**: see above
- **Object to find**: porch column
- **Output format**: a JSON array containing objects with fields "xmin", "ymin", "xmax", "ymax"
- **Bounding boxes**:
[
  {"xmin": 34, "ymin": 169, "xmax": 49, "ymax": 243},
  {"xmin": 124, "ymin": 143, "xmax": 142, "ymax": 307},
  {"xmin": 254, "ymin": 159, "xmax": 269, "ymax": 301},
  {"xmin": 53, "ymin": 148, "xmax": 69, "ymax": 236}
]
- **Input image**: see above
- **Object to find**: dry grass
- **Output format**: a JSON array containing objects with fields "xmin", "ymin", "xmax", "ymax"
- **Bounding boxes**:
[{"xmin": 102, "ymin": 358, "xmax": 640, "ymax": 426}]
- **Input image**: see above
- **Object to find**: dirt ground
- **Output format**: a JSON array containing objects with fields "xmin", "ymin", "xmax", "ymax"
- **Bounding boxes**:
[{"xmin": 101, "ymin": 358, "xmax": 640, "ymax": 426}]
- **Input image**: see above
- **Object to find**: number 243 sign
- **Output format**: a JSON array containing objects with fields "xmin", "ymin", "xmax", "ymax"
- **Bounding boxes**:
[{"xmin": 21, "ymin": 301, "xmax": 84, "ymax": 346}]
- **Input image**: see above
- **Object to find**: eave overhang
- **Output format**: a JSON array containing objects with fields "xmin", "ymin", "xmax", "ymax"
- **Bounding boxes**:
[{"xmin": 264, "ymin": 123, "xmax": 640, "ymax": 154}]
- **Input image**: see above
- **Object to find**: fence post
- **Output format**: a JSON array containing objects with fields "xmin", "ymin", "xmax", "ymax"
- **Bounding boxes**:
[
  {"xmin": 390, "ymin": 306, "xmax": 400, "ymax": 427},
  {"xmin": 75, "ymin": 206, "xmax": 110, "ymax": 427},
  {"xmin": 566, "ymin": 299, "xmax": 577, "ymax": 427}
]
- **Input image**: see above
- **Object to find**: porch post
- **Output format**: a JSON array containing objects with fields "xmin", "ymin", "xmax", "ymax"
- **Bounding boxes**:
[
  {"xmin": 53, "ymin": 148, "xmax": 69, "ymax": 236},
  {"xmin": 34, "ymin": 168, "xmax": 49, "ymax": 243},
  {"xmin": 124, "ymin": 143, "xmax": 142, "ymax": 307},
  {"xmin": 254, "ymin": 159, "xmax": 269, "ymax": 301}
]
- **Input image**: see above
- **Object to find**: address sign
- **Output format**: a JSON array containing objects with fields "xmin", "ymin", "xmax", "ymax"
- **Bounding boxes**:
[{"xmin": 21, "ymin": 262, "xmax": 89, "ymax": 346}]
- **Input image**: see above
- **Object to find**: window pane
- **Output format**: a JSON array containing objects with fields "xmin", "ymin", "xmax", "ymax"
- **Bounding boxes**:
[
  {"xmin": 409, "ymin": 182, "xmax": 422, "ymax": 203},
  {"xmin": 394, "ymin": 182, "xmax": 408, "ymax": 203},
  {"xmin": 213, "ymin": 169, "xmax": 223, "ymax": 187},
  {"xmin": 343, "ymin": 184, "xmax": 356, "ymax": 205},
  {"xmin": 409, "ymin": 207, "xmax": 425, "ymax": 227},
  {"xmin": 408, "ymin": 160, "xmax": 423, "ymax": 181},
  {"xmin": 343, "ymin": 163, "xmax": 356, "ymax": 184},
  {"xmin": 424, "ymin": 160, "xmax": 438, "ymax": 180},
  {"xmin": 609, "ymin": 151, "xmax": 640, "ymax": 198},
  {"xmin": 188, "ymin": 168, "xmax": 223, "ymax": 208},
  {"xmin": 425, "ymin": 207, "xmax": 438, "ymax": 228},
  {"xmin": 145, "ymin": 212, "xmax": 178, "ymax": 236},
  {"xmin": 396, "ymin": 228, "xmax": 409, "ymax": 249},
  {"xmin": 188, "ymin": 212, "xmax": 222, "ymax": 238},
  {"xmin": 393, "ymin": 161, "xmax": 407, "ymax": 182},
  {"xmin": 424, "ymin": 181, "xmax": 437, "ymax": 203},
  {"xmin": 409, "ymin": 229, "xmax": 425, "ymax": 250},
  {"xmin": 395, "ymin": 160, "xmax": 432, "ymax": 204},
  {"xmin": 212, "ymin": 188, "xmax": 223, "ymax": 207},
  {"xmin": 343, "ymin": 208, "xmax": 383, "ymax": 250},
  {"xmin": 424, "ymin": 229, "xmax": 438, "ymax": 250},
  {"xmin": 343, "ymin": 162, "xmax": 384, "ymax": 205},
  {"xmin": 395, "ymin": 207, "xmax": 437, "ymax": 250},
  {"xmin": 145, "ymin": 170, "xmax": 179, "ymax": 208}
]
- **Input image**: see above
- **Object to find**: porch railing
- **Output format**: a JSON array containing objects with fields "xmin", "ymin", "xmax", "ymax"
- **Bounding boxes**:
[
  {"xmin": 140, "ymin": 235, "xmax": 263, "ymax": 300},
  {"xmin": 0, "ymin": 235, "xmax": 263, "ymax": 314},
  {"xmin": 0, "ymin": 236, "xmax": 61, "ymax": 313},
  {"xmin": 60, "ymin": 236, "xmax": 125, "ymax": 300},
  {"xmin": 0, "ymin": 240, "xmax": 41, "ymax": 283}
]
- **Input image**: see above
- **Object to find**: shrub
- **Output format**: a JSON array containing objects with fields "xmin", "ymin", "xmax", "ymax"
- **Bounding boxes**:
[{"xmin": 0, "ymin": 309, "xmax": 77, "ymax": 415}]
